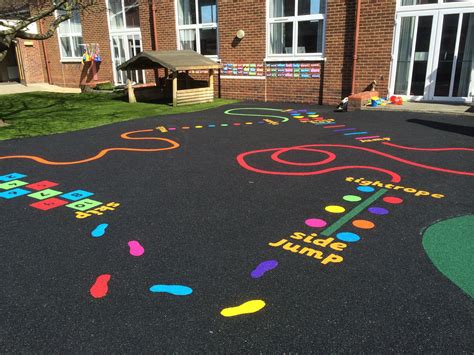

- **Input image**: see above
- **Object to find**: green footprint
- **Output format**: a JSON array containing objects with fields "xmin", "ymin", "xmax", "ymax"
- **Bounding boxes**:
[{"xmin": 422, "ymin": 215, "xmax": 474, "ymax": 298}]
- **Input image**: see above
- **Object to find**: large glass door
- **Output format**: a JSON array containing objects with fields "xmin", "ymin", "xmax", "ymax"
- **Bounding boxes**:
[
  {"xmin": 431, "ymin": 10, "xmax": 474, "ymax": 101},
  {"xmin": 390, "ymin": 7, "xmax": 474, "ymax": 103},
  {"xmin": 111, "ymin": 32, "xmax": 145, "ymax": 85}
]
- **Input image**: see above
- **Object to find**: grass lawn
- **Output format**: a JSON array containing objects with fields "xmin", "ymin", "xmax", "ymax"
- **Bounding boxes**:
[{"xmin": 0, "ymin": 92, "xmax": 238, "ymax": 140}]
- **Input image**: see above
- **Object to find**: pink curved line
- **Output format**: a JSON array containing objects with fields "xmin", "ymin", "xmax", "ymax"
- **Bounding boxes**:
[
  {"xmin": 382, "ymin": 142, "xmax": 474, "ymax": 152},
  {"xmin": 237, "ymin": 143, "xmax": 474, "ymax": 181}
]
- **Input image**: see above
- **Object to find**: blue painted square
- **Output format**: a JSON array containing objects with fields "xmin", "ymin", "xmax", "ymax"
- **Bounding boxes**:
[
  {"xmin": 0, "ymin": 188, "xmax": 31, "ymax": 199},
  {"xmin": 60, "ymin": 189, "xmax": 94, "ymax": 201},
  {"xmin": 0, "ymin": 173, "xmax": 27, "ymax": 182}
]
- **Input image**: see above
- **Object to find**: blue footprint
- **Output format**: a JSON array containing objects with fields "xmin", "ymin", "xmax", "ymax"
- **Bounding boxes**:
[
  {"xmin": 91, "ymin": 223, "xmax": 109, "ymax": 238},
  {"xmin": 149, "ymin": 285, "xmax": 193, "ymax": 296}
]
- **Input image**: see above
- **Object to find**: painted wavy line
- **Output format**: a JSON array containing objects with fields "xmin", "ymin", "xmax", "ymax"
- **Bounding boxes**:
[
  {"xmin": 383, "ymin": 142, "xmax": 474, "ymax": 152},
  {"xmin": 0, "ymin": 130, "xmax": 180, "ymax": 166},
  {"xmin": 224, "ymin": 108, "xmax": 289, "ymax": 122}
]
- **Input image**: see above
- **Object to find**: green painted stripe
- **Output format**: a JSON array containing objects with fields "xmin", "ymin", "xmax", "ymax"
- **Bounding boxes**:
[
  {"xmin": 224, "ymin": 108, "xmax": 289, "ymax": 122},
  {"xmin": 321, "ymin": 188, "xmax": 388, "ymax": 236}
]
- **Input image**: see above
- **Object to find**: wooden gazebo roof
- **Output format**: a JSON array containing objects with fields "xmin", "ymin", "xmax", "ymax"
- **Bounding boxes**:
[{"xmin": 117, "ymin": 50, "xmax": 221, "ymax": 72}]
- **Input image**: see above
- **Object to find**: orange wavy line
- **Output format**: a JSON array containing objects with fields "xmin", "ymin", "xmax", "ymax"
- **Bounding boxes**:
[{"xmin": 0, "ymin": 129, "xmax": 180, "ymax": 166}]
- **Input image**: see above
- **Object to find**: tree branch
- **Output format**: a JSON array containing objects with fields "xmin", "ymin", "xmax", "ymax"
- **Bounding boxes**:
[{"xmin": 16, "ymin": 12, "xmax": 71, "ymax": 41}]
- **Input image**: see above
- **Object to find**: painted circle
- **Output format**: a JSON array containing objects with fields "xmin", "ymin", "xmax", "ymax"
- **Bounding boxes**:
[
  {"xmin": 336, "ymin": 232, "xmax": 361, "ymax": 242},
  {"xmin": 343, "ymin": 195, "xmax": 362, "ymax": 202},
  {"xmin": 271, "ymin": 147, "xmax": 336, "ymax": 167},
  {"xmin": 357, "ymin": 186, "xmax": 375, "ymax": 192},
  {"xmin": 325, "ymin": 205, "xmax": 346, "ymax": 213},
  {"xmin": 368, "ymin": 207, "xmax": 389, "ymax": 215},
  {"xmin": 383, "ymin": 196, "xmax": 403, "ymax": 204},
  {"xmin": 352, "ymin": 219, "xmax": 375, "ymax": 229},
  {"xmin": 305, "ymin": 218, "xmax": 327, "ymax": 228}
]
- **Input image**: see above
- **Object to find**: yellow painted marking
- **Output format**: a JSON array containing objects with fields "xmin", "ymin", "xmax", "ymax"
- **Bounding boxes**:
[
  {"xmin": 245, "ymin": 122, "xmax": 253, "ymax": 125},
  {"xmin": 325, "ymin": 205, "xmax": 346, "ymax": 213},
  {"xmin": 195, "ymin": 125, "xmax": 203, "ymax": 129},
  {"xmin": 220, "ymin": 300, "xmax": 266, "ymax": 317}
]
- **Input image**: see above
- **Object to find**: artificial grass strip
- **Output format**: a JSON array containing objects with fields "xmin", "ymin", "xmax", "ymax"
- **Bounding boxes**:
[
  {"xmin": 422, "ymin": 215, "xmax": 474, "ymax": 298},
  {"xmin": 0, "ymin": 92, "xmax": 237, "ymax": 140}
]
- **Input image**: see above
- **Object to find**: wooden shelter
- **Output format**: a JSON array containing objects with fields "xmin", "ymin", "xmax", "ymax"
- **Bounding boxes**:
[{"xmin": 117, "ymin": 50, "xmax": 221, "ymax": 107}]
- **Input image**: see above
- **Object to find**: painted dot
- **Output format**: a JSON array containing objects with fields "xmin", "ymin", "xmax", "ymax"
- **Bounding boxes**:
[
  {"xmin": 257, "ymin": 121, "xmax": 265, "ymax": 124},
  {"xmin": 368, "ymin": 207, "xmax": 389, "ymax": 215},
  {"xmin": 383, "ymin": 196, "xmax": 403, "ymax": 204},
  {"xmin": 336, "ymin": 232, "xmax": 360, "ymax": 242},
  {"xmin": 305, "ymin": 218, "xmax": 327, "ymax": 228},
  {"xmin": 308, "ymin": 115, "xmax": 319, "ymax": 118},
  {"xmin": 195, "ymin": 125, "xmax": 203, "ymax": 129},
  {"xmin": 294, "ymin": 115, "xmax": 304, "ymax": 118},
  {"xmin": 357, "ymin": 186, "xmax": 375, "ymax": 192},
  {"xmin": 208, "ymin": 124, "xmax": 216, "ymax": 128},
  {"xmin": 181, "ymin": 126, "xmax": 190, "ymax": 129},
  {"xmin": 233, "ymin": 122, "xmax": 241, "ymax": 126},
  {"xmin": 245, "ymin": 122, "xmax": 253, "ymax": 125},
  {"xmin": 168, "ymin": 127, "xmax": 177, "ymax": 131},
  {"xmin": 221, "ymin": 123, "xmax": 229, "ymax": 127},
  {"xmin": 352, "ymin": 219, "xmax": 375, "ymax": 229},
  {"xmin": 343, "ymin": 195, "xmax": 362, "ymax": 202},
  {"xmin": 325, "ymin": 205, "xmax": 346, "ymax": 213},
  {"xmin": 307, "ymin": 112, "xmax": 316, "ymax": 114}
]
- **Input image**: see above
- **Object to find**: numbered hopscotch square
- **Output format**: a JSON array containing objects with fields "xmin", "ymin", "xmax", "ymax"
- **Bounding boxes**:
[
  {"xmin": 27, "ymin": 180, "xmax": 59, "ymax": 191},
  {"xmin": 66, "ymin": 198, "xmax": 102, "ymax": 211},
  {"xmin": 30, "ymin": 198, "xmax": 69, "ymax": 211},
  {"xmin": 0, "ymin": 180, "xmax": 29, "ymax": 190},
  {"xmin": 60, "ymin": 190, "xmax": 94, "ymax": 201},
  {"xmin": 0, "ymin": 188, "xmax": 31, "ymax": 199},
  {"xmin": 28, "ymin": 189, "xmax": 63, "ymax": 200},
  {"xmin": 0, "ymin": 173, "xmax": 27, "ymax": 182}
]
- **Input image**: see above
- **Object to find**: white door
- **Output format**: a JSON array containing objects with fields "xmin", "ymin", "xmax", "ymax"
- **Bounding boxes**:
[
  {"xmin": 111, "ymin": 32, "xmax": 145, "ymax": 85},
  {"xmin": 390, "ymin": 8, "xmax": 474, "ymax": 103}
]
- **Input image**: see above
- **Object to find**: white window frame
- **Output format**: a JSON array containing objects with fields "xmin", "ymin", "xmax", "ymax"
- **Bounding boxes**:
[
  {"xmin": 56, "ymin": 9, "xmax": 83, "ymax": 62},
  {"xmin": 175, "ymin": 0, "xmax": 219, "ymax": 60},
  {"xmin": 265, "ymin": 0, "xmax": 326, "ymax": 62},
  {"xmin": 105, "ymin": 0, "xmax": 145, "ymax": 85},
  {"xmin": 397, "ymin": 0, "xmax": 474, "ymax": 12}
]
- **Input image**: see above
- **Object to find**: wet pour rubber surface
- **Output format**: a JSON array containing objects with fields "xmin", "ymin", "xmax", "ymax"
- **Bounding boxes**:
[{"xmin": 0, "ymin": 103, "xmax": 473, "ymax": 352}]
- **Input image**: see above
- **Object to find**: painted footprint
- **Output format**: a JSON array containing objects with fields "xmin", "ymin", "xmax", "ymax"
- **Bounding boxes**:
[
  {"xmin": 90, "ymin": 274, "xmax": 111, "ymax": 299},
  {"xmin": 220, "ymin": 300, "xmax": 266, "ymax": 317},
  {"xmin": 149, "ymin": 284, "xmax": 193, "ymax": 296},
  {"xmin": 250, "ymin": 260, "xmax": 278, "ymax": 279},
  {"xmin": 91, "ymin": 223, "xmax": 108, "ymax": 238},
  {"xmin": 128, "ymin": 240, "xmax": 145, "ymax": 256}
]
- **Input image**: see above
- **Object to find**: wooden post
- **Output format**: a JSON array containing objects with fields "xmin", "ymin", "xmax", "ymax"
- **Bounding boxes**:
[
  {"xmin": 127, "ymin": 79, "xmax": 137, "ymax": 104},
  {"xmin": 172, "ymin": 71, "xmax": 178, "ymax": 107},
  {"xmin": 209, "ymin": 69, "xmax": 214, "ymax": 88}
]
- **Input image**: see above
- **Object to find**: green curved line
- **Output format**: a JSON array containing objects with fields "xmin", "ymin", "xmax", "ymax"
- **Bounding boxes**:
[{"xmin": 224, "ymin": 108, "xmax": 289, "ymax": 122}]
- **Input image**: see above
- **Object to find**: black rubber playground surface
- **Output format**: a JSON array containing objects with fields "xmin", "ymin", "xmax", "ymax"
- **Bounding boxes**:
[{"xmin": 0, "ymin": 103, "xmax": 473, "ymax": 352}]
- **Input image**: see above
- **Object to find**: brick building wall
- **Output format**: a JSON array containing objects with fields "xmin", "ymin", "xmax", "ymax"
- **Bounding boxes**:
[
  {"xmin": 19, "ymin": 0, "xmax": 397, "ymax": 105},
  {"xmin": 17, "ymin": 39, "xmax": 46, "ymax": 84}
]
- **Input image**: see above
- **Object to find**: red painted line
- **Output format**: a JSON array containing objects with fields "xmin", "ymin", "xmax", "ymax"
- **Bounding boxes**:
[
  {"xmin": 382, "ymin": 142, "xmax": 474, "ymax": 152},
  {"xmin": 323, "ymin": 125, "xmax": 346, "ymax": 129},
  {"xmin": 237, "ymin": 142, "xmax": 474, "ymax": 182}
]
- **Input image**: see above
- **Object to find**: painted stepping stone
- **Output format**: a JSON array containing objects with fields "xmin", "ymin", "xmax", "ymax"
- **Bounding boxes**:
[
  {"xmin": 90, "ymin": 274, "xmax": 111, "ymax": 299},
  {"xmin": 220, "ymin": 300, "xmax": 266, "ymax": 317},
  {"xmin": 251, "ymin": 260, "xmax": 278, "ymax": 279},
  {"xmin": 128, "ymin": 240, "xmax": 145, "ymax": 256},
  {"xmin": 149, "ymin": 285, "xmax": 193, "ymax": 296},
  {"xmin": 91, "ymin": 223, "xmax": 108, "ymax": 238}
]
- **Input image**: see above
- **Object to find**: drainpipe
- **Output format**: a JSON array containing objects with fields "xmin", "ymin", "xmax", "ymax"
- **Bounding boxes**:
[
  {"xmin": 351, "ymin": 0, "xmax": 361, "ymax": 95},
  {"xmin": 38, "ymin": 19, "xmax": 52, "ymax": 84},
  {"xmin": 151, "ymin": 0, "xmax": 159, "ymax": 83}
]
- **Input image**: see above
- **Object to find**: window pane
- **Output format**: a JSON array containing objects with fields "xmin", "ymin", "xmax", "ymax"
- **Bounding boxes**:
[
  {"xmin": 124, "ymin": 0, "xmax": 140, "ymax": 28},
  {"xmin": 71, "ymin": 36, "xmax": 83, "ymax": 57},
  {"xmin": 298, "ymin": 0, "xmax": 325, "ymax": 15},
  {"xmin": 410, "ymin": 16, "xmax": 432, "ymax": 95},
  {"xmin": 270, "ymin": 22, "xmax": 293, "ymax": 54},
  {"xmin": 434, "ymin": 14, "xmax": 459, "ymax": 96},
  {"xmin": 109, "ymin": 0, "xmax": 124, "ymax": 29},
  {"xmin": 270, "ymin": 0, "xmax": 295, "ymax": 18},
  {"xmin": 394, "ymin": 16, "xmax": 415, "ymax": 94},
  {"xmin": 60, "ymin": 36, "xmax": 72, "ymax": 57},
  {"xmin": 297, "ymin": 20, "xmax": 323, "ymax": 53},
  {"xmin": 179, "ymin": 29, "xmax": 196, "ymax": 50},
  {"xmin": 57, "ymin": 9, "xmax": 69, "ymax": 34},
  {"xmin": 401, "ymin": 0, "xmax": 436, "ymax": 5},
  {"xmin": 200, "ymin": 28, "xmax": 217, "ymax": 55},
  {"xmin": 178, "ymin": 0, "xmax": 196, "ymax": 25},
  {"xmin": 453, "ymin": 13, "xmax": 474, "ymax": 97},
  {"xmin": 70, "ymin": 10, "xmax": 82, "ymax": 33},
  {"xmin": 199, "ymin": 0, "xmax": 217, "ymax": 24}
]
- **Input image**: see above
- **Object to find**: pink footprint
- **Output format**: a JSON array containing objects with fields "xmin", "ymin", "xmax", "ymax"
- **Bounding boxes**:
[{"xmin": 128, "ymin": 240, "xmax": 145, "ymax": 257}]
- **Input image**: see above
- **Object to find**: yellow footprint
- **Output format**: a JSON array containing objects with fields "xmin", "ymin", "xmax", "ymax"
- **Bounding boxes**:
[{"xmin": 220, "ymin": 300, "xmax": 266, "ymax": 317}]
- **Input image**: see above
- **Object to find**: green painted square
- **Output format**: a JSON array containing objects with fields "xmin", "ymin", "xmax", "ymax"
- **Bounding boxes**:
[
  {"xmin": 28, "ymin": 189, "xmax": 63, "ymax": 200},
  {"xmin": 0, "ymin": 180, "xmax": 29, "ymax": 190},
  {"xmin": 66, "ymin": 198, "xmax": 103, "ymax": 211}
]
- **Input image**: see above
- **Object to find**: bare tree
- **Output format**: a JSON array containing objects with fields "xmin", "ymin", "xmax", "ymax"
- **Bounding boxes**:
[{"xmin": 0, "ymin": 0, "xmax": 99, "ymax": 62}]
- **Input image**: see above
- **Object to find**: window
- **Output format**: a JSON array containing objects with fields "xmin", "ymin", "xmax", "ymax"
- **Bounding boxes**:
[
  {"xmin": 177, "ymin": 0, "xmax": 218, "ymax": 56},
  {"xmin": 57, "ymin": 8, "xmax": 83, "ymax": 60},
  {"xmin": 108, "ymin": 0, "xmax": 140, "ymax": 30},
  {"xmin": 267, "ymin": 0, "xmax": 325, "ymax": 59}
]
